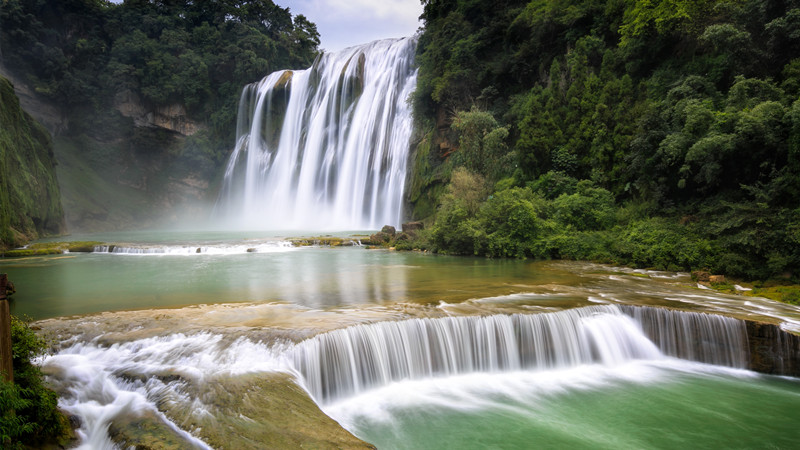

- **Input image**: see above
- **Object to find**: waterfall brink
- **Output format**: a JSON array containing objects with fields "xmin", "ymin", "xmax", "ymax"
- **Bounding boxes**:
[
  {"xmin": 618, "ymin": 305, "xmax": 748, "ymax": 367},
  {"xmin": 215, "ymin": 37, "xmax": 418, "ymax": 230},
  {"xmin": 290, "ymin": 305, "xmax": 749, "ymax": 403}
]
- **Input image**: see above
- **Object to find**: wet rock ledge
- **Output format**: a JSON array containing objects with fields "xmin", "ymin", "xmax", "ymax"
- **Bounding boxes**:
[{"xmin": 746, "ymin": 321, "xmax": 800, "ymax": 377}]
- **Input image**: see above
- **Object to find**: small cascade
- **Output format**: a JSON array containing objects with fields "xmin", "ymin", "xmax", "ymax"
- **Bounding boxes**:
[
  {"xmin": 215, "ymin": 37, "xmax": 418, "ymax": 230},
  {"xmin": 91, "ymin": 242, "xmax": 295, "ymax": 255},
  {"xmin": 619, "ymin": 305, "xmax": 748, "ymax": 367},
  {"xmin": 290, "ymin": 305, "xmax": 750, "ymax": 403}
]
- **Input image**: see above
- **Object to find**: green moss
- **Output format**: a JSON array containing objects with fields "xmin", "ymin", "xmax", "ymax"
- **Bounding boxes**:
[
  {"xmin": 709, "ymin": 281, "xmax": 738, "ymax": 294},
  {"xmin": 1, "ymin": 241, "xmax": 105, "ymax": 257},
  {"xmin": 408, "ymin": 128, "xmax": 449, "ymax": 221},
  {"xmin": 0, "ymin": 77, "xmax": 65, "ymax": 249},
  {"xmin": 3, "ymin": 248, "xmax": 62, "ymax": 257},
  {"xmin": 157, "ymin": 373, "xmax": 374, "ymax": 449},
  {"xmin": 748, "ymin": 285, "xmax": 800, "ymax": 305},
  {"xmin": 106, "ymin": 411, "xmax": 194, "ymax": 450},
  {"xmin": 289, "ymin": 237, "xmax": 351, "ymax": 247}
]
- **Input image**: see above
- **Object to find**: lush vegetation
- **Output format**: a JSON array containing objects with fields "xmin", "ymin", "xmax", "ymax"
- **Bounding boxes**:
[
  {"xmin": 0, "ymin": 316, "xmax": 71, "ymax": 448},
  {"xmin": 0, "ymin": 77, "xmax": 64, "ymax": 249},
  {"xmin": 1, "ymin": 0, "xmax": 319, "ymax": 137},
  {"xmin": 408, "ymin": 0, "xmax": 800, "ymax": 281},
  {"xmin": 3, "ymin": 0, "xmax": 799, "ymax": 281},
  {"xmin": 1, "ymin": 0, "xmax": 320, "ymax": 232}
]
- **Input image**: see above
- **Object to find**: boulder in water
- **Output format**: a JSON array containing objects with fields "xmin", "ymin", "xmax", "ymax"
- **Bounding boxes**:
[{"xmin": 381, "ymin": 225, "xmax": 396, "ymax": 236}]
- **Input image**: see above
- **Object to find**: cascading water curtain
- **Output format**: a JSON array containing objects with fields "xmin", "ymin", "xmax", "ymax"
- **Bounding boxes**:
[
  {"xmin": 288, "ymin": 305, "xmax": 750, "ymax": 403},
  {"xmin": 215, "ymin": 37, "xmax": 418, "ymax": 230}
]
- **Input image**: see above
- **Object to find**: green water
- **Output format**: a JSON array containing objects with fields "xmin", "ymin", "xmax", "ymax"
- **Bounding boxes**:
[
  {"xmin": 5, "ymin": 231, "xmax": 800, "ymax": 329},
  {"xmin": 2, "ymin": 234, "xmax": 578, "ymax": 320},
  {"xmin": 6, "ymin": 231, "xmax": 800, "ymax": 449},
  {"xmin": 332, "ymin": 364, "xmax": 800, "ymax": 449}
]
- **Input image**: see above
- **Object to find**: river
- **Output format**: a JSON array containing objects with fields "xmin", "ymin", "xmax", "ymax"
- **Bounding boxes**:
[{"xmin": 3, "ymin": 231, "xmax": 800, "ymax": 448}]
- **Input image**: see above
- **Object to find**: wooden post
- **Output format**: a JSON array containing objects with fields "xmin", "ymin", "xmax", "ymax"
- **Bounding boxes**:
[{"xmin": 0, "ymin": 274, "xmax": 12, "ymax": 383}]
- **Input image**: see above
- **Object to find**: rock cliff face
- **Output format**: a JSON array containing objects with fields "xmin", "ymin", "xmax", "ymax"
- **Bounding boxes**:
[
  {"xmin": 0, "ymin": 65, "xmax": 68, "ymax": 135},
  {"xmin": 0, "ymin": 64, "xmax": 215, "ymax": 233},
  {"xmin": 0, "ymin": 76, "xmax": 66, "ymax": 248},
  {"xmin": 114, "ymin": 90, "xmax": 200, "ymax": 136}
]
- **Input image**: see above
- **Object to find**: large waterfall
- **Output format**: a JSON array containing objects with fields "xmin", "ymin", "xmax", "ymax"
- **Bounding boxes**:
[
  {"xmin": 290, "ymin": 305, "xmax": 749, "ymax": 403},
  {"xmin": 215, "ymin": 37, "xmax": 418, "ymax": 230}
]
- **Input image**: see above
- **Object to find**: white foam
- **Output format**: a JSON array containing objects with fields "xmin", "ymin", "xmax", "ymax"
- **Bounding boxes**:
[{"xmin": 92, "ymin": 241, "xmax": 297, "ymax": 255}]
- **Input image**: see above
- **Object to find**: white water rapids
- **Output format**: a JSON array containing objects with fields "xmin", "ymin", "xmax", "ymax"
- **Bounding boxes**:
[
  {"xmin": 215, "ymin": 37, "xmax": 418, "ymax": 230},
  {"xmin": 41, "ymin": 305, "xmax": 751, "ymax": 448}
]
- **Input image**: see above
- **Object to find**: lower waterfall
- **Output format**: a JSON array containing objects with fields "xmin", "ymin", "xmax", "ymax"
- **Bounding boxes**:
[
  {"xmin": 39, "ymin": 302, "xmax": 795, "ymax": 448},
  {"xmin": 290, "ymin": 305, "xmax": 749, "ymax": 403}
]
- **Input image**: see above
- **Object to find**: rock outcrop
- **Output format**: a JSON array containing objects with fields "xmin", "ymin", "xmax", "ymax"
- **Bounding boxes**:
[
  {"xmin": 114, "ymin": 90, "xmax": 200, "ymax": 136},
  {"xmin": 402, "ymin": 221, "xmax": 424, "ymax": 234}
]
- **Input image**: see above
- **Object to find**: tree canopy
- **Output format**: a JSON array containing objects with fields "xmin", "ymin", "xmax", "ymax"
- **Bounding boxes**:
[
  {"xmin": 410, "ymin": 0, "xmax": 800, "ymax": 281},
  {"xmin": 0, "ymin": 0, "xmax": 320, "ymax": 149}
]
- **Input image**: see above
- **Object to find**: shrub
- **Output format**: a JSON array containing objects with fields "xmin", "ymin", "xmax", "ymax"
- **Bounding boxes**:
[
  {"xmin": 479, "ymin": 187, "xmax": 550, "ymax": 257},
  {"xmin": 0, "ymin": 316, "xmax": 70, "ymax": 449},
  {"xmin": 552, "ymin": 180, "xmax": 616, "ymax": 231},
  {"xmin": 613, "ymin": 218, "xmax": 712, "ymax": 271}
]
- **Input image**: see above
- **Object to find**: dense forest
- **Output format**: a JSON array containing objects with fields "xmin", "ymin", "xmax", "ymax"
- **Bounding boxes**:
[
  {"xmin": 406, "ymin": 0, "xmax": 800, "ymax": 283},
  {"xmin": 0, "ymin": 0, "xmax": 320, "ymax": 233},
  {"xmin": 1, "ymin": 0, "xmax": 318, "ymax": 134}
]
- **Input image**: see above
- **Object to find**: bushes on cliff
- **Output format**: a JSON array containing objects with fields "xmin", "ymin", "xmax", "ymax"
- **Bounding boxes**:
[
  {"xmin": 429, "ymin": 168, "xmax": 487, "ymax": 255},
  {"xmin": 479, "ymin": 188, "xmax": 551, "ymax": 258}
]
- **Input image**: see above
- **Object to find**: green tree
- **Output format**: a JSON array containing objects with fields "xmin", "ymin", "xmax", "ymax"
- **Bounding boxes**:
[{"xmin": 450, "ymin": 108, "xmax": 512, "ymax": 181}]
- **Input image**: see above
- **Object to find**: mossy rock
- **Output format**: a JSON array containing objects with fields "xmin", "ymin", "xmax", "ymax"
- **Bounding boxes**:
[
  {"xmin": 3, "ymin": 247, "xmax": 62, "ymax": 257},
  {"xmin": 164, "ymin": 373, "xmax": 375, "ymax": 449},
  {"xmin": 748, "ymin": 285, "xmax": 800, "ymax": 305},
  {"xmin": 2, "ymin": 241, "xmax": 105, "ymax": 257},
  {"xmin": 1, "ymin": 77, "xmax": 66, "ymax": 249},
  {"xmin": 107, "ymin": 410, "xmax": 195, "ymax": 450},
  {"xmin": 289, "ymin": 237, "xmax": 355, "ymax": 247}
]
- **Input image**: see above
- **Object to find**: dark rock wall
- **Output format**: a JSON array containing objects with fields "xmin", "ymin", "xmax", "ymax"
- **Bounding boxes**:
[{"xmin": 746, "ymin": 321, "xmax": 800, "ymax": 377}]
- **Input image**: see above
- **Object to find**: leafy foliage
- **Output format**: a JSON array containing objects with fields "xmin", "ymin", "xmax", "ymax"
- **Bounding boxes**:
[
  {"xmin": 1, "ymin": 316, "xmax": 70, "ymax": 448},
  {"xmin": 412, "ymin": 0, "xmax": 800, "ymax": 281}
]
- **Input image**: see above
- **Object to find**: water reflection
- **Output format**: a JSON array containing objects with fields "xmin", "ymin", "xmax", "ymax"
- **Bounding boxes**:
[
  {"xmin": 4, "ymin": 246, "xmax": 800, "ymax": 334},
  {"xmin": 6, "ymin": 247, "xmax": 547, "ymax": 319}
]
